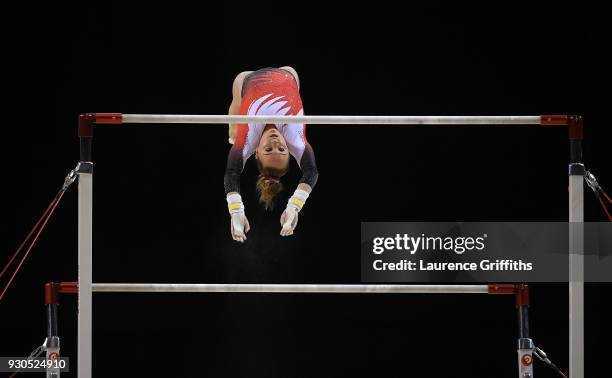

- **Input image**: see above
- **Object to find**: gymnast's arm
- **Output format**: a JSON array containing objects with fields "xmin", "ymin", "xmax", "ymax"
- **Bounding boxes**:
[
  {"xmin": 225, "ymin": 71, "xmax": 252, "ymax": 241},
  {"xmin": 224, "ymin": 144, "xmax": 251, "ymax": 242},
  {"xmin": 297, "ymin": 143, "xmax": 318, "ymax": 194},
  {"xmin": 224, "ymin": 146, "xmax": 243, "ymax": 196},
  {"xmin": 280, "ymin": 143, "xmax": 318, "ymax": 236}
]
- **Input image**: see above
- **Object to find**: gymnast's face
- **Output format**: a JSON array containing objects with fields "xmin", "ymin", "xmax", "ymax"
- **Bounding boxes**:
[{"xmin": 256, "ymin": 125, "xmax": 290, "ymax": 171}]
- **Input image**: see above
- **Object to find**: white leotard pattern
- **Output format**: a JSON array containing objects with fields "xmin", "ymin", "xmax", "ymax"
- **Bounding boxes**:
[{"xmin": 242, "ymin": 93, "xmax": 307, "ymax": 166}]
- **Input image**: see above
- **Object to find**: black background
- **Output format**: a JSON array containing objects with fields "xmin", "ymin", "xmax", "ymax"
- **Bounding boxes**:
[{"xmin": 2, "ymin": 2, "xmax": 610, "ymax": 377}]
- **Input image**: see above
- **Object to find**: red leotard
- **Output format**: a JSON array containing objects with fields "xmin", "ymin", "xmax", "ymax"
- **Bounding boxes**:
[{"xmin": 224, "ymin": 68, "xmax": 318, "ymax": 194}]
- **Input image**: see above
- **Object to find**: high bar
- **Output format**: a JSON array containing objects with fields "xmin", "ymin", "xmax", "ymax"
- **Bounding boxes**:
[
  {"xmin": 121, "ymin": 114, "xmax": 544, "ymax": 125},
  {"xmin": 91, "ymin": 283, "xmax": 499, "ymax": 294},
  {"xmin": 79, "ymin": 114, "xmax": 572, "ymax": 138}
]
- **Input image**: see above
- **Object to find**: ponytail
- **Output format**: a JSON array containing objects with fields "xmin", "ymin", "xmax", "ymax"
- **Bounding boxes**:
[{"xmin": 256, "ymin": 174, "xmax": 284, "ymax": 210}]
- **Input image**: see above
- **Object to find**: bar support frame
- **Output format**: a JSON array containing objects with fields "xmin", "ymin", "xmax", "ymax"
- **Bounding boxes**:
[
  {"xmin": 75, "ymin": 112, "xmax": 580, "ymax": 378},
  {"xmin": 568, "ymin": 115, "xmax": 584, "ymax": 378},
  {"xmin": 77, "ymin": 127, "xmax": 93, "ymax": 378}
]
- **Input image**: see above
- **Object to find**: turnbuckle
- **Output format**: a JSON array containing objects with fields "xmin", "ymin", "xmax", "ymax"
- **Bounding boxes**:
[
  {"xmin": 584, "ymin": 170, "xmax": 601, "ymax": 193},
  {"xmin": 61, "ymin": 166, "xmax": 79, "ymax": 191}
]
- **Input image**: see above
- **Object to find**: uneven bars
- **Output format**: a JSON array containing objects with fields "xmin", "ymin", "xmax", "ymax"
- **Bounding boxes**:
[
  {"xmin": 91, "ymin": 283, "xmax": 498, "ymax": 294},
  {"xmin": 75, "ymin": 112, "xmax": 580, "ymax": 378}
]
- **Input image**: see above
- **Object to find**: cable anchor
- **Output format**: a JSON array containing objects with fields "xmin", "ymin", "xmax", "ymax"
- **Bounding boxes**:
[
  {"xmin": 532, "ymin": 344, "xmax": 568, "ymax": 378},
  {"xmin": 584, "ymin": 169, "xmax": 612, "ymax": 221},
  {"xmin": 61, "ymin": 165, "xmax": 79, "ymax": 192}
]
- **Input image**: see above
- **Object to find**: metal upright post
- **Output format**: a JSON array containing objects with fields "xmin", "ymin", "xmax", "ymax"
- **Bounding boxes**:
[
  {"xmin": 568, "ymin": 115, "xmax": 584, "ymax": 378},
  {"xmin": 44, "ymin": 283, "xmax": 61, "ymax": 378},
  {"xmin": 78, "ymin": 114, "xmax": 95, "ymax": 378},
  {"xmin": 515, "ymin": 285, "xmax": 534, "ymax": 378}
]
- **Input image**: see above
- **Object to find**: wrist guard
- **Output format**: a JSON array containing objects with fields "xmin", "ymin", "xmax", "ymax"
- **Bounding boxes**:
[
  {"xmin": 227, "ymin": 193, "xmax": 245, "ymax": 214},
  {"xmin": 287, "ymin": 189, "xmax": 310, "ymax": 211}
]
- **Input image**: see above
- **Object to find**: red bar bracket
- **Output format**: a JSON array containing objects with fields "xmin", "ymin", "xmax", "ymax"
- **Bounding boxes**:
[
  {"xmin": 567, "ymin": 115, "xmax": 584, "ymax": 140},
  {"xmin": 44, "ymin": 282, "xmax": 78, "ymax": 304},
  {"xmin": 59, "ymin": 282, "xmax": 79, "ymax": 294},
  {"xmin": 95, "ymin": 113, "xmax": 123, "ymax": 124},
  {"xmin": 488, "ymin": 284, "xmax": 530, "ymax": 307},
  {"xmin": 541, "ymin": 115, "xmax": 569, "ymax": 126},
  {"xmin": 487, "ymin": 284, "xmax": 516, "ymax": 295},
  {"xmin": 78, "ymin": 113, "xmax": 124, "ymax": 137},
  {"xmin": 514, "ymin": 284, "xmax": 530, "ymax": 307},
  {"xmin": 540, "ymin": 114, "xmax": 584, "ymax": 140},
  {"xmin": 44, "ymin": 282, "xmax": 60, "ymax": 305},
  {"xmin": 78, "ymin": 113, "xmax": 96, "ymax": 138}
]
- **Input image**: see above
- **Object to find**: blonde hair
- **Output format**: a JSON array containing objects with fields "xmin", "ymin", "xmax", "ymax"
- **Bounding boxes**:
[{"xmin": 256, "ymin": 161, "xmax": 288, "ymax": 210}]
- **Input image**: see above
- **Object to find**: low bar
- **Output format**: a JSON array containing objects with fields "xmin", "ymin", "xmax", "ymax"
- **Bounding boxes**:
[
  {"xmin": 119, "ymin": 114, "xmax": 544, "ymax": 125},
  {"xmin": 91, "ymin": 283, "xmax": 490, "ymax": 294}
]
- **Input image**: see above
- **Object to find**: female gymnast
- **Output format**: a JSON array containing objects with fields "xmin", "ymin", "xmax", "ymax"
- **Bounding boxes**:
[{"xmin": 224, "ymin": 67, "xmax": 319, "ymax": 242}]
